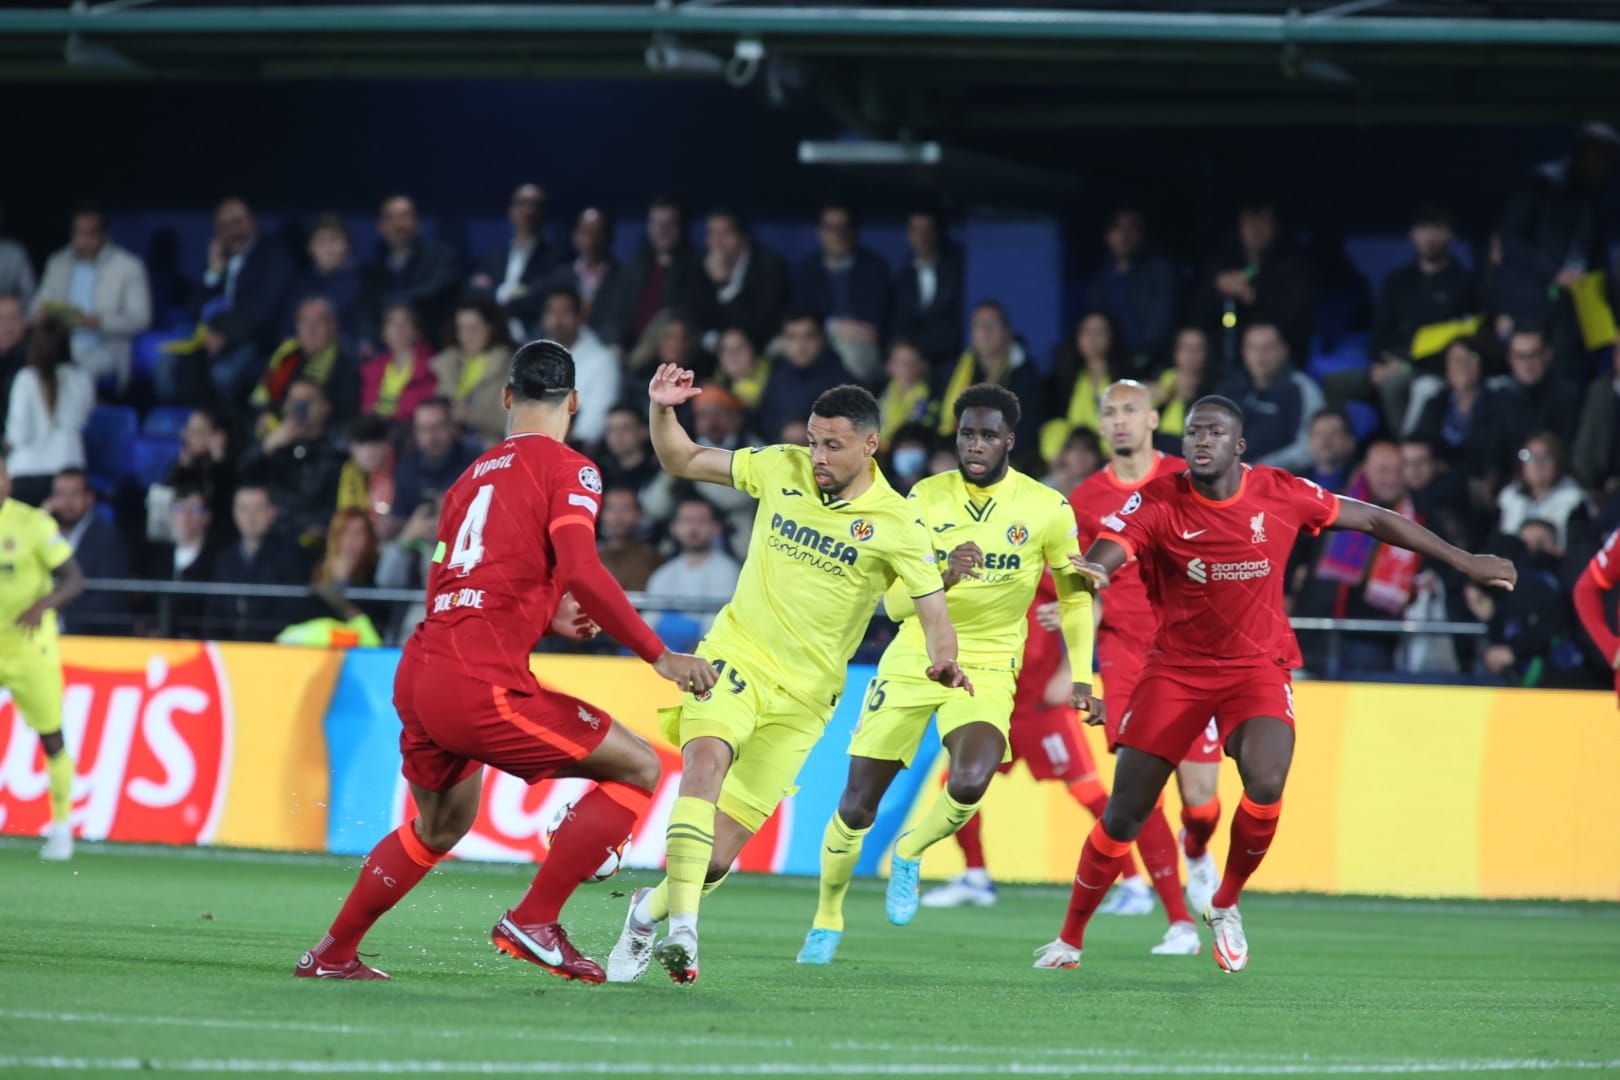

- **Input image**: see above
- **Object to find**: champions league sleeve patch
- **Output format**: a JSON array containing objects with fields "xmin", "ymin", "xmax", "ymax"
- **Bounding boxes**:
[{"xmin": 578, "ymin": 466, "xmax": 603, "ymax": 494}]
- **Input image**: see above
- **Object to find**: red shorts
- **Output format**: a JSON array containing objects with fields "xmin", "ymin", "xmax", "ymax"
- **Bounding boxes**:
[
  {"xmin": 394, "ymin": 650, "xmax": 612, "ymax": 792},
  {"xmin": 1098, "ymin": 640, "xmax": 1222, "ymax": 764},
  {"xmin": 1006, "ymin": 705, "xmax": 1097, "ymax": 782},
  {"xmin": 1116, "ymin": 662, "xmax": 1294, "ymax": 764}
]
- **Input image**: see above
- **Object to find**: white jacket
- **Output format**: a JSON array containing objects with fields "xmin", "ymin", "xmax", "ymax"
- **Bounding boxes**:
[
  {"xmin": 5, "ymin": 364, "xmax": 94, "ymax": 478},
  {"xmin": 30, "ymin": 243, "xmax": 152, "ymax": 387}
]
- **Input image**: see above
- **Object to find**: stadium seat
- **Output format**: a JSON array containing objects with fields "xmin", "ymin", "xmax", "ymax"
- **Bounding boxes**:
[
  {"xmin": 132, "ymin": 330, "xmax": 188, "ymax": 383},
  {"xmin": 1345, "ymin": 400, "xmax": 1381, "ymax": 441},
  {"xmin": 653, "ymin": 612, "xmax": 704, "ymax": 654},
  {"xmin": 130, "ymin": 435, "xmax": 182, "ymax": 488},
  {"xmin": 142, "ymin": 406, "xmax": 193, "ymax": 439},
  {"xmin": 83, "ymin": 405, "xmax": 139, "ymax": 490}
]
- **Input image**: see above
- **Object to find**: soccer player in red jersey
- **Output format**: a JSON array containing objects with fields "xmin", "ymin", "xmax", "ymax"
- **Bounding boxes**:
[
  {"xmin": 1034, "ymin": 395, "xmax": 1515, "ymax": 974},
  {"xmin": 294, "ymin": 340, "xmax": 717, "ymax": 984},
  {"xmin": 1067, "ymin": 380, "xmax": 1212, "ymax": 953},
  {"xmin": 1573, "ymin": 527, "xmax": 1620, "ymax": 702}
]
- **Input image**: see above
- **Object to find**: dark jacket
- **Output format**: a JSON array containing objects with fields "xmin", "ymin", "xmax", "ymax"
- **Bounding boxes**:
[
  {"xmin": 469, "ymin": 240, "xmax": 561, "ymax": 331},
  {"xmin": 759, "ymin": 349, "xmax": 851, "ymax": 444},
  {"xmin": 390, "ymin": 442, "xmax": 480, "ymax": 524},
  {"xmin": 1494, "ymin": 157, "xmax": 1613, "ymax": 329},
  {"xmin": 891, "ymin": 246, "xmax": 965, "ymax": 366},
  {"xmin": 694, "ymin": 242, "xmax": 791, "ymax": 349},
  {"xmin": 202, "ymin": 239, "xmax": 297, "ymax": 355},
  {"xmin": 1085, "ymin": 251, "xmax": 1178, "ymax": 365},
  {"xmin": 793, "ymin": 248, "xmax": 890, "ymax": 330},
  {"xmin": 1414, "ymin": 387, "xmax": 1513, "ymax": 483},
  {"xmin": 1572, "ymin": 372, "xmax": 1620, "ymax": 491},
  {"xmin": 358, "ymin": 237, "xmax": 460, "ymax": 346},
  {"xmin": 1371, "ymin": 259, "xmax": 1479, "ymax": 362},
  {"xmin": 1214, "ymin": 363, "xmax": 1324, "ymax": 473},
  {"xmin": 289, "ymin": 263, "xmax": 364, "ymax": 341},
  {"xmin": 544, "ymin": 256, "xmax": 622, "ymax": 341},
  {"xmin": 1194, "ymin": 242, "xmax": 1316, "ymax": 368},
  {"xmin": 1493, "ymin": 374, "xmax": 1585, "ymax": 456},
  {"xmin": 594, "ymin": 245, "xmax": 703, "ymax": 351},
  {"xmin": 153, "ymin": 542, "xmax": 215, "ymax": 639},
  {"xmin": 238, "ymin": 433, "xmax": 346, "ymax": 541},
  {"xmin": 56, "ymin": 514, "xmax": 130, "ymax": 635},
  {"xmin": 204, "ymin": 533, "xmax": 310, "ymax": 642}
]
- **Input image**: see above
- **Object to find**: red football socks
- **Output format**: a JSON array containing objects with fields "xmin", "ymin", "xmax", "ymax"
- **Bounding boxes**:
[
  {"xmin": 1181, "ymin": 797, "xmax": 1222, "ymax": 859},
  {"xmin": 1135, "ymin": 806, "xmax": 1192, "ymax": 924},
  {"xmin": 1059, "ymin": 820, "xmax": 1133, "ymax": 948},
  {"xmin": 955, "ymin": 810, "xmax": 987, "ymax": 871},
  {"xmin": 512, "ymin": 782, "xmax": 651, "ymax": 925},
  {"xmin": 1067, "ymin": 776, "xmax": 1109, "ymax": 821},
  {"xmin": 319, "ymin": 823, "xmax": 448, "ymax": 963},
  {"xmin": 1211, "ymin": 794, "xmax": 1282, "ymax": 909}
]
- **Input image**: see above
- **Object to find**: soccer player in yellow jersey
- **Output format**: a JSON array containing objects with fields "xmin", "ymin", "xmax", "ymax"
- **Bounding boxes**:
[
  {"xmin": 606, "ymin": 364, "xmax": 970, "ymax": 985},
  {"xmin": 0, "ymin": 458, "xmax": 86, "ymax": 861},
  {"xmin": 797, "ymin": 385, "xmax": 1100, "ymax": 964}
]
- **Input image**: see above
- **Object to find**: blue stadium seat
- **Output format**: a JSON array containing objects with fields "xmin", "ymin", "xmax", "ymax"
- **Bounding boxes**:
[
  {"xmin": 142, "ymin": 406, "xmax": 193, "ymax": 439},
  {"xmin": 83, "ymin": 405, "xmax": 139, "ymax": 490},
  {"xmin": 653, "ymin": 612, "xmax": 704, "ymax": 654},
  {"xmin": 130, "ymin": 435, "xmax": 182, "ymax": 488},
  {"xmin": 133, "ymin": 330, "xmax": 188, "ymax": 382},
  {"xmin": 1345, "ymin": 400, "xmax": 1381, "ymax": 441}
]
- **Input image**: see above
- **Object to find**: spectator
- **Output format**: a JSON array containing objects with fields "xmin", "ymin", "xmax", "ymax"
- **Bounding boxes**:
[
  {"xmin": 780, "ymin": 418, "xmax": 811, "ymax": 447},
  {"xmin": 598, "ymin": 406, "xmax": 663, "ymax": 507},
  {"xmin": 759, "ymin": 311, "xmax": 849, "ymax": 446},
  {"xmin": 1151, "ymin": 327, "xmax": 1214, "ymax": 442},
  {"xmin": 374, "ymin": 492, "xmax": 434, "ymax": 635},
  {"xmin": 1194, "ymin": 201, "xmax": 1316, "ymax": 369},
  {"xmin": 238, "ymin": 377, "xmax": 345, "ymax": 549},
  {"xmin": 157, "ymin": 487, "xmax": 215, "ymax": 638},
  {"xmin": 1216, "ymin": 322, "xmax": 1324, "ymax": 473},
  {"xmin": 1048, "ymin": 311, "xmax": 1125, "ymax": 457},
  {"xmin": 204, "ymin": 484, "xmax": 310, "ymax": 642},
  {"xmin": 162, "ymin": 408, "xmax": 235, "ymax": 544},
  {"xmin": 1572, "ymin": 342, "xmax": 1620, "ymax": 493},
  {"xmin": 468, "ymin": 183, "xmax": 557, "ymax": 337},
  {"xmin": 431, "ymin": 295, "xmax": 513, "ymax": 447},
  {"xmin": 1354, "ymin": 204, "xmax": 1483, "ymax": 427},
  {"xmin": 1493, "ymin": 328, "xmax": 1583, "ymax": 454},
  {"xmin": 886, "ymin": 422, "xmax": 936, "ymax": 495},
  {"xmin": 1465, "ymin": 521, "xmax": 1591, "ymax": 688},
  {"xmin": 46, "ymin": 467, "xmax": 129, "ymax": 634},
  {"xmin": 291, "ymin": 213, "xmax": 363, "ymax": 338},
  {"xmin": 793, "ymin": 202, "xmax": 890, "ymax": 382},
  {"xmin": 358, "ymin": 194, "xmax": 459, "ymax": 349},
  {"xmin": 595, "ymin": 196, "xmax": 701, "ymax": 352},
  {"xmin": 694, "ymin": 208, "xmax": 789, "ymax": 352},
  {"xmin": 0, "ymin": 293, "xmax": 28, "ymax": 432},
  {"xmin": 679, "ymin": 383, "xmax": 761, "ymax": 549},
  {"xmin": 1400, "ymin": 437, "xmax": 1474, "ymax": 548},
  {"xmin": 335, "ymin": 412, "xmax": 397, "ymax": 533},
  {"xmin": 314, "ymin": 507, "xmax": 379, "ymax": 589},
  {"xmin": 1494, "ymin": 123, "xmax": 1620, "ymax": 379},
  {"xmin": 4, "ymin": 318, "xmax": 93, "ymax": 506},
  {"xmin": 195, "ymin": 196, "xmax": 296, "ymax": 410},
  {"xmin": 387, "ymin": 397, "xmax": 477, "ymax": 540},
  {"xmin": 937, "ymin": 300, "xmax": 1041, "ymax": 457},
  {"xmin": 1041, "ymin": 426, "xmax": 1103, "ymax": 493},
  {"xmin": 597, "ymin": 486, "xmax": 661, "ymax": 591},
  {"xmin": 714, "ymin": 327, "xmax": 771, "ymax": 415},
  {"xmin": 1413, "ymin": 336, "xmax": 1511, "ymax": 492},
  {"xmin": 630, "ymin": 309, "xmax": 712, "ymax": 383},
  {"xmin": 0, "ymin": 201, "xmax": 35, "ymax": 303},
  {"xmin": 251, "ymin": 296, "xmax": 359, "ymax": 424},
  {"xmin": 540, "ymin": 287, "xmax": 617, "ymax": 449},
  {"xmin": 551, "ymin": 207, "xmax": 619, "ymax": 330},
  {"xmin": 1304, "ymin": 408, "xmax": 1358, "ymax": 493},
  {"xmin": 644, "ymin": 497, "xmax": 741, "ymax": 634},
  {"xmin": 360, "ymin": 302, "xmax": 437, "ymax": 423},
  {"xmin": 926, "ymin": 443, "xmax": 957, "ymax": 476},
  {"xmin": 1085, "ymin": 208, "xmax": 1177, "ymax": 368},
  {"xmin": 890, "ymin": 209, "xmax": 965, "ymax": 366},
  {"xmin": 1497, "ymin": 431, "xmax": 1592, "ymax": 552},
  {"xmin": 877, "ymin": 339, "xmax": 937, "ymax": 447},
  {"xmin": 30, "ymin": 204, "xmax": 152, "ymax": 390}
]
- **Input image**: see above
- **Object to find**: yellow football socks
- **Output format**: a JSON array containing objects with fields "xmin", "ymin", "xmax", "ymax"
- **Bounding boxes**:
[
  {"xmin": 812, "ymin": 813, "xmax": 872, "ymax": 932},
  {"xmin": 640, "ymin": 870, "xmax": 730, "ymax": 925},
  {"xmin": 45, "ymin": 749, "xmax": 73, "ymax": 824},
  {"xmin": 664, "ymin": 796, "xmax": 717, "ymax": 932},
  {"xmin": 896, "ymin": 789, "xmax": 979, "ymax": 861}
]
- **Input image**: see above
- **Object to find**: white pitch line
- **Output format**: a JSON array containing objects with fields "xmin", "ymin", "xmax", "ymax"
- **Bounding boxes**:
[{"xmin": 3, "ymin": 1055, "xmax": 1620, "ymax": 1075}]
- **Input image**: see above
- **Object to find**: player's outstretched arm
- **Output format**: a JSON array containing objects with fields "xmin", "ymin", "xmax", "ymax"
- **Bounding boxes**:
[
  {"xmin": 1052, "ymin": 571, "xmax": 1104, "ymax": 724},
  {"xmin": 1332, "ymin": 498, "xmax": 1517, "ymax": 591},
  {"xmin": 1066, "ymin": 537, "xmax": 1129, "ymax": 590},
  {"xmin": 648, "ymin": 363, "xmax": 737, "ymax": 486},
  {"xmin": 914, "ymin": 590, "xmax": 973, "ymax": 696},
  {"xmin": 1572, "ymin": 568, "xmax": 1620, "ymax": 669},
  {"xmin": 16, "ymin": 556, "xmax": 84, "ymax": 632}
]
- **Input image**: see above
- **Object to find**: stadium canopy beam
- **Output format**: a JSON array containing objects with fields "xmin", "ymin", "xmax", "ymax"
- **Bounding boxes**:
[{"xmin": 3, "ymin": 4, "xmax": 1620, "ymax": 48}]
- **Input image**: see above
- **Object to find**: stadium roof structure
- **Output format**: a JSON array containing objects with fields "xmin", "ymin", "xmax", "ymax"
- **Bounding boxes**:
[{"xmin": 4, "ymin": 0, "xmax": 1620, "ymax": 128}]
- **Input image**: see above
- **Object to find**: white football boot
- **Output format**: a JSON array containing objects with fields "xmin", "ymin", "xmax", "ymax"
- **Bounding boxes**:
[{"xmin": 1205, "ymin": 905, "xmax": 1249, "ymax": 972}]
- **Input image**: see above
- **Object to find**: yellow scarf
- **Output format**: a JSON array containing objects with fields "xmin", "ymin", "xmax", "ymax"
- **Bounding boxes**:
[
  {"xmin": 456, "ymin": 351, "xmax": 491, "ymax": 401},
  {"xmin": 376, "ymin": 354, "xmax": 415, "ymax": 417},
  {"xmin": 880, "ymin": 381, "xmax": 935, "ymax": 445},
  {"xmin": 725, "ymin": 358, "xmax": 772, "ymax": 410},
  {"xmin": 937, "ymin": 351, "xmax": 1011, "ymax": 435},
  {"xmin": 1156, "ymin": 369, "xmax": 1188, "ymax": 436}
]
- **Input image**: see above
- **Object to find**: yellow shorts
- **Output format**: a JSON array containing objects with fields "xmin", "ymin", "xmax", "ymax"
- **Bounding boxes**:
[
  {"xmin": 658, "ymin": 646, "xmax": 834, "ymax": 834},
  {"xmin": 847, "ymin": 663, "xmax": 1017, "ymax": 767},
  {"xmin": 0, "ymin": 635, "xmax": 64, "ymax": 736}
]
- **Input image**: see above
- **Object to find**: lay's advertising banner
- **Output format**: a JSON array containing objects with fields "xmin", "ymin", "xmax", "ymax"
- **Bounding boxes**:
[{"xmin": 3, "ymin": 640, "xmax": 1616, "ymax": 902}]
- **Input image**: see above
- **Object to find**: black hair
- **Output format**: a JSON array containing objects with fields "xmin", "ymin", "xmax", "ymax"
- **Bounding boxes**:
[
  {"xmin": 819, "ymin": 201, "xmax": 857, "ymax": 229},
  {"xmin": 972, "ymin": 299, "xmax": 1009, "ymax": 325},
  {"xmin": 811, "ymin": 384, "xmax": 880, "ymax": 433},
  {"xmin": 719, "ymin": 325, "xmax": 760, "ymax": 353},
  {"xmin": 347, "ymin": 412, "xmax": 394, "ymax": 444},
  {"xmin": 542, "ymin": 285, "xmax": 583, "ymax": 313},
  {"xmin": 54, "ymin": 466, "xmax": 89, "ymax": 487},
  {"xmin": 71, "ymin": 201, "xmax": 106, "ymax": 226},
  {"xmin": 507, "ymin": 338, "xmax": 575, "ymax": 404},
  {"xmin": 1189, "ymin": 394, "xmax": 1245, "ymax": 432},
  {"xmin": 1309, "ymin": 407, "xmax": 1353, "ymax": 434},
  {"xmin": 414, "ymin": 394, "xmax": 453, "ymax": 421},
  {"xmin": 706, "ymin": 205, "xmax": 749, "ymax": 234},
  {"xmin": 1064, "ymin": 426, "xmax": 1103, "ymax": 455},
  {"xmin": 953, "ymin": 383, "xmax": 1021, "ymax": 431},
  {"xmin": 1411, "ymin": 203, "xmax": 1452, "ymax": 229},
  {"xmin": 648, "ymin": 194, "xmax": 684, "ymax": 220},
  {"xmin": 172, "ymin": 485, "xmax": 209, "ymax": 504},
  {"xmin": 454, "ymin": 293, "xmax": 514, "ymax": 350},
  {"xmin": 782, "ymin": 308, "xmax": 825, "ymax": 333}
]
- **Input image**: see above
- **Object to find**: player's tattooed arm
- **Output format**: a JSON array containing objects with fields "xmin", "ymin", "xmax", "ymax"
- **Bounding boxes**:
[
  {"xmin": 1332, "ymin": 498, "xmax": 1517, "ymax": 591},
  {"xmin": 915, "ymin": 590, "xmax": 974, "ymax": 696},
  {"xmin": 17, "ymin": 556, "xmax": 85, "ymax": 632},
  {"xmin": 647, "ymin": 362, "xmax": 736, "ymax": 486}
]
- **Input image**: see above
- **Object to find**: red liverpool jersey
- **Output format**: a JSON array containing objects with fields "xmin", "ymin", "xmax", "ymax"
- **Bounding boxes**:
[
  {"xmin": 1095, "ymin": 464, "xmax": 1340, "ymax": 670},
  {"xmin": 1070, "ymin": 452, "xmax": 1185, "ymax": 651},
  {"xmin": 408, "ymin": 431, "xmax": 606, "ymax": 692}
]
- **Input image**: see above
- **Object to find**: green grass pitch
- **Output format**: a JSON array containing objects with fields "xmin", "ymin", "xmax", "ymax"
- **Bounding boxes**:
[{"xmin": 2, "ymin": 841, "xmax": 1617, "ymax": 1078}]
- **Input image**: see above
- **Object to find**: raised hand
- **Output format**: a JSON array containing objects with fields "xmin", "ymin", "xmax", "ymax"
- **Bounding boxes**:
[{"xmin": 648, "ymin": 363, "xmax": 703, "ymax": 409}]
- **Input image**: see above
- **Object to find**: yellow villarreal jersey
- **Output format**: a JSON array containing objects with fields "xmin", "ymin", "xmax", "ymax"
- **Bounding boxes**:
[
  {"xmin": 704, "ymin": 445, "xmax": 943, "ymax": 706},
  {"xmin": 888, "ymin": 467, "xmax": 1079, "ymax": 671},
  {"xmin": 0, "ymin": 498, "xmax": 74, "ymax": 643}
]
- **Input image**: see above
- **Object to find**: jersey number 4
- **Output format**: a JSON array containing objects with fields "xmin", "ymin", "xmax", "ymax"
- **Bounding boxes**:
[{"xmin": 448, "ymin": 484, "xmax": 494, "ymax": 577}]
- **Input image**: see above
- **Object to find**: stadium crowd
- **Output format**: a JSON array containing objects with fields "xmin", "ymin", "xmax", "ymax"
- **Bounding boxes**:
[{"xmin": 1, "ymin": 125, "xmax": 1618, "ymax": 687}]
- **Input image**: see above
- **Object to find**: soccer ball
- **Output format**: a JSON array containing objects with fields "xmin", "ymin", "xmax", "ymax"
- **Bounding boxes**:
[{"xmin": 545, "ymin": 800, "xmax": 630, "ymax": 882}]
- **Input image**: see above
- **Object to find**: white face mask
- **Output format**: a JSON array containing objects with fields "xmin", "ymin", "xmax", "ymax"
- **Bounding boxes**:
[{"xmin": 892, "ymin": 446, "xmax": 928, "ymax": 479}]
